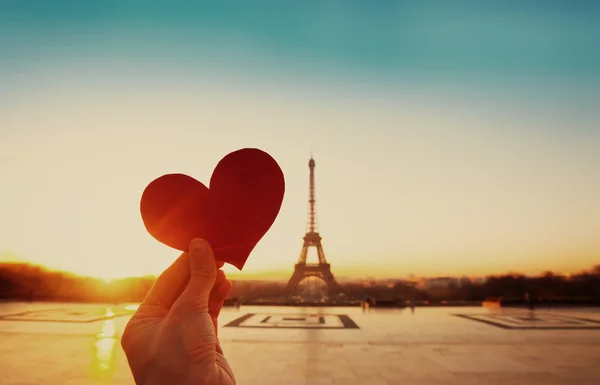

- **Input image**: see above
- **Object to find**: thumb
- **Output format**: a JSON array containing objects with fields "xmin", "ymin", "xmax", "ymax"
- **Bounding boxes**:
[{"xmin": 175, "ymin": 238, "xmax": 217, "ymax": 312}]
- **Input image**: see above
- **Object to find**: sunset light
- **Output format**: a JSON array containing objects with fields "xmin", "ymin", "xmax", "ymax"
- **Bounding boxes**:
[{"xmin": 1, "ymin": 3, "xmax": 599, "ymax": 384}]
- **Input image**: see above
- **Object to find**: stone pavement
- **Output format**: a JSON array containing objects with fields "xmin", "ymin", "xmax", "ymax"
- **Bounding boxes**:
[{"xmin": 1, "ymin": 303, "xmax": 599, "ymax": 384}]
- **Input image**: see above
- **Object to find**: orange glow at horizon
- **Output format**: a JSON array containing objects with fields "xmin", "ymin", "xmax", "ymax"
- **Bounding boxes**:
[{"xmin": 4, "ymin": 253, "xmax": 596, "ymax": 281}]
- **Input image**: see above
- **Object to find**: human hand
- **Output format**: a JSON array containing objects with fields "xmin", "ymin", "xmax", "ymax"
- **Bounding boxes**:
[{"xmin": 121, "ymin": 238, "xmax": 235, "ymax": 385}]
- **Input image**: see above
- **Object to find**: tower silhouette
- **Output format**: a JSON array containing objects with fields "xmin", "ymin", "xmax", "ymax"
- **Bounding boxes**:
[{"xmin": 286, "ymin": 157, "xmax": 339, "ymax": 296}]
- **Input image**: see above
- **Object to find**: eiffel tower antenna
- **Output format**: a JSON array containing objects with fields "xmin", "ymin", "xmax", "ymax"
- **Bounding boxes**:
[
  {"xmin": 287, "ymin": 155, "xmax": 339, "ymax": 297},
  {"xmin": 307, "ymin": 156, "xmax": 317, "ymax": 234}
]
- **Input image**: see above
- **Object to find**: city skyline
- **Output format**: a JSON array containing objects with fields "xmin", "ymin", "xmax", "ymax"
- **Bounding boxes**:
[{"xmin": 1, "ymin": 2, "xmax": 599, "ymax": 280}]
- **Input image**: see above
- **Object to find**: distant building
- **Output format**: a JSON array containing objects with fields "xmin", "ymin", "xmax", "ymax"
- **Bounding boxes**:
[{"xmin": 421, "ymin": 277, "xmax": 460, "ymax": 291}]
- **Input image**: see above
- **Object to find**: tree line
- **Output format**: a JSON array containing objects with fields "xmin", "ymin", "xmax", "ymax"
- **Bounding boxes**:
[{"xmin": 1, "ymin": 262, "xmax": 599, "ymax": 305}]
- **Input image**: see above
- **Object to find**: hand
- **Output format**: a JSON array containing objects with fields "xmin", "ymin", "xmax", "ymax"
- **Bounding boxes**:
[{"xmin": 121, "ymin": 238, "xmax": 235, "ymax": 385}]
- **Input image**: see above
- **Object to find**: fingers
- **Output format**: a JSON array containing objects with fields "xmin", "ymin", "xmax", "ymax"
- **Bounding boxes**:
[
  {"xmin": 210, "ymin": 269, "xmax": 227, "ymax": 300},
  {"xmin": 209, "ymin": 272, "xmax": 232, "ymax": 335},
  {"xmin": 139, "ymin": 252, "xmax": 190, "ymax": 312},
  {"xmin": 173, "ymin": 238, "xmax": 217, "ymax": 312},
  {"xmin": 140, "ymin": 239, "xmax": 226, "ymax": 319},
  {"xmin": 209, "ymin": 273, "xmax": 232, "ymax": 318}
]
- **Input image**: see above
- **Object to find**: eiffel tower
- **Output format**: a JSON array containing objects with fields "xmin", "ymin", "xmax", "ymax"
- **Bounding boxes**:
[{"xmin": 286, "ymin": 156, "xmax": 339, "ymax": 296}]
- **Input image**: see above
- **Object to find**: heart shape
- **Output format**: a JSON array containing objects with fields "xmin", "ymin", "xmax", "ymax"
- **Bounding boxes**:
[{"xmin": 140, "ymin": 148, "xmax": 285, "ymax": 270}]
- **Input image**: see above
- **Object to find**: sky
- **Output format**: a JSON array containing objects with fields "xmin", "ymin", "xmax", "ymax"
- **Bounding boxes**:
[{"xmin": 1, "ymin": 1, "xmax": 599, "ymax": 280}]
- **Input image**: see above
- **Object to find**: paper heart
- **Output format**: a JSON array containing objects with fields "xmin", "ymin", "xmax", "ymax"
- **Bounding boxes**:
[{"xmin": 140, "ymin": 148, "xmax": 285, "ymax": 270}]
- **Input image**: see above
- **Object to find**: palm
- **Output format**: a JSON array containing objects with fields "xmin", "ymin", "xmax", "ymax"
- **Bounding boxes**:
[{"xmin": 122, "ymin": 243, "xmax": 235, "ymax": 385}]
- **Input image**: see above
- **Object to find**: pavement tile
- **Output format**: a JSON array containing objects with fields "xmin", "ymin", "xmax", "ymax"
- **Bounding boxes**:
[{"xmin": 2, "ymin": 304, "xmax": 600, "ymax": 384}]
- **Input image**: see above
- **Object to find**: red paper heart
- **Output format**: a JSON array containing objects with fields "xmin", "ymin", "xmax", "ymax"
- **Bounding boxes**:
[{"xmin": 140, "ymin": 148, "xmax": 285, "ymax": 270}]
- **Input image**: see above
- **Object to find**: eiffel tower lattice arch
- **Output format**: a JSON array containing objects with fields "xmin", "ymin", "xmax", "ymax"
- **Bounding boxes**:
[{"xmin": 286, "ymin": 157, "xmax": 339, "ymax": 296}]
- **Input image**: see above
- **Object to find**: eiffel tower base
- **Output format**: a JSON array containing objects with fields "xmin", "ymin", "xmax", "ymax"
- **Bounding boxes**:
[{"xmin": 286, "ymin": 262, "xmax": 339, "ymax": 297}]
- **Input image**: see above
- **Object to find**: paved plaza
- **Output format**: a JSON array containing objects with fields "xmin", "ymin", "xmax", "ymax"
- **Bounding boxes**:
[{"xmin": 1, "ymin": 302, "xmax": 599, "ymax": 384}]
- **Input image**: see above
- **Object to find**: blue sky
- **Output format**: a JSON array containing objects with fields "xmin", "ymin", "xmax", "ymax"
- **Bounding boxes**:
[
  {"xmin": 1, "ymin": 1, "xmax": 599, "ymax": 279},
  {"xmin": 2, "ymin": 2, "xmax": 600, "ymax": 81}
]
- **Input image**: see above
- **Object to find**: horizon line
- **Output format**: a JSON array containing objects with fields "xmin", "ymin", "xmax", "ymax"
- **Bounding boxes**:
[{"xmin": 0, "ymin": 260, "xmax": 595, "ymax": 282}]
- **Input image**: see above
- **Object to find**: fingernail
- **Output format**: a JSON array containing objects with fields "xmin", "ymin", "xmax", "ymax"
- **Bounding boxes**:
[{"xmin": 189, "ymin": 238, "xmax": 208, "ymax": 253}]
